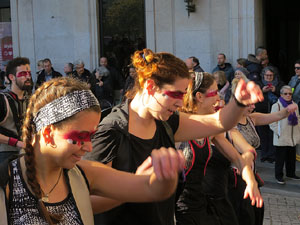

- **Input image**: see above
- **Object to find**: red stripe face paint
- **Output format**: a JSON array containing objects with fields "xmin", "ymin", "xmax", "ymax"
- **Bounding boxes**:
[
  {"xmin": 162, "ymin": 91, "xmax": 186, "ymax": 100},
  {"xmin": 63, "ymin": 130, "xmax": 96, "ymax": 146}
]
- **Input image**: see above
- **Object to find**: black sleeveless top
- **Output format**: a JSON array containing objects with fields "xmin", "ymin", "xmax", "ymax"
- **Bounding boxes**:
[{"xmin": 176, "ymin": 137, "xmax": 212, "ymax": 212}]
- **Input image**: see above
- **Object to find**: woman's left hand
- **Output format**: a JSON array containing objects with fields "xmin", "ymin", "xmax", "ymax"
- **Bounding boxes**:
[
  {"xmin": 234, "ymin": 79, "xmax": 264, "ymax": 105},
  {"xmin": 244, "ymin": 181, "xmax": 264, "ymax": 208}
]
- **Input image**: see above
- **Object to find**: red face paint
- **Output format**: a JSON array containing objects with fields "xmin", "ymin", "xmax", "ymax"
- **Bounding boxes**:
[
  {"xmin": 16, "ymin": 71, "xmax": 31, "ymax": 78},
  {"xmin": 162, "ymin": 91, "xmax": 186, "ymax": 100},
  {"xmin": 63, "ymin": 130, "xmax": 96, "ymax": 146},
  {"xmin": 205, "ymin": 90, "xmax": 219, "ymax": 98}
]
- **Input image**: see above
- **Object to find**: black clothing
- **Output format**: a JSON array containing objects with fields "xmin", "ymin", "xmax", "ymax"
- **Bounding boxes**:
[
  {"xmin": 245, "ymin": 56, "xmax": 262, "ymax": 82},
  {"xmin": 122, "ymin": 75, "xmax": 135, "ymax": 97},
  {"xmin": 85, "ymin": 100, "xmax": 179, "ymax": 225},
  {"xmin": 35, "ymin": 68, "xmax": 62, "ymax": 89},
  {"xmin": 255, "ymin": 79, "xmax": 284, "ymax": 161},
  {"xmin": 94, "ymin": 77, "xmax": 113, "ymax": 107},
  {"xmin": 175, "ymin": 139, "xmax": 237, "ymax": 225},
  {"xmin": 107, "ymin": 66, "xmax": 125, "ymax": 90},
  {"xmin": 193, "ymin": 64, "xmax": 204, "ymax": 72},
  {"xmin": 176, "ymin": 139, "xmax": 211, "ymax": 214},
  {"xmin": 275, "ymin": 146, "xmax": 297, "ymax": 179},
  {"xmin": 212, "ymin": 63, "xmax": 235, "ymax": 83},
  {"xmin": 72, "ymin": 69, "xmax": 97, "ymax": 94}
]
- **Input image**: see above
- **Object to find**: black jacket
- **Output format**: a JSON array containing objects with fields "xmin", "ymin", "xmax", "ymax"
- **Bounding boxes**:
[{"xmin": 35, "ymin": 68, "xmax": 62, "ymax": 89}]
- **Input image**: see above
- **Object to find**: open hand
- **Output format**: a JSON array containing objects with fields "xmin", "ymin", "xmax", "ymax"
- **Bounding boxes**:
[
  {"xmin": 244, "ymin": 181, "xmax": 264, "ymax": 208},
  {"xmin": 235, "ymin": 79, "xmax": 264, "ymax": 105}
]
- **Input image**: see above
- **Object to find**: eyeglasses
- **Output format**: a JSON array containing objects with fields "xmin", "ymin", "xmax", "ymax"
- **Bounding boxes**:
[
  {"xmin": 282, "ymin": 93, "xmax": 292, "ymax": 96},
  {"xmin": 16, "ymin": 71, "xmax": 31, "ymax": 78},
  {"xmin": 162, "ymin": 91, "xmax": 186, "ymax": 100},
  {"xmin": 295, "ymin": 67, "xmax": 300, "ymax": 70},
  {"xmin": 205, "ymin": 90, "xmax": 219, "ymax": 97}
]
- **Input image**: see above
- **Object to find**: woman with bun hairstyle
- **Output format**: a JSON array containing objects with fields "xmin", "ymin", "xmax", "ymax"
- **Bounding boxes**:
[
  {"xmin": 1, "ymin": 77, "xmax": 186, "ymax": 225},
  {"xmin": 85, "ymin": 49, "xmax": 263, "ymax": 225},
  {"xmin": 175, "ymin": 72, "xmax": 262, "ymax": 225}
]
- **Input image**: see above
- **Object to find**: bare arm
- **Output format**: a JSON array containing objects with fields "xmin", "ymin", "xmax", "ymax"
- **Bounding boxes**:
[
  {"xmin": 78, "ymin": 147, "xmax": 184, "ymax": 203},
  {"xmin": 175, "ymin": 80, "xmax": 264, "ymax": 142},
  {"xmin": 212, "ymin": 134, "xmax": 263, "ymax": 207},
  {"xmin": 250, "ymin": 103, "xmax": 297, "ymax": 126},
  {"xmin": 0, "ymin": 133, "xmax": 24, "ymax": 148}
]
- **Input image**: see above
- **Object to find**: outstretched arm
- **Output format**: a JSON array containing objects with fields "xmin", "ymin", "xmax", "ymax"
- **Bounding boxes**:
[
  {"xmin": 79, "ymin": 147, "xmax": 184, "ymax": 203},
  {"xmin": 250, "ymin": 103, "xmax": 298, "ymax": 126},
  {"xmin": 175, "ymin": 79, "xmax": 263, "ymax": 142}
]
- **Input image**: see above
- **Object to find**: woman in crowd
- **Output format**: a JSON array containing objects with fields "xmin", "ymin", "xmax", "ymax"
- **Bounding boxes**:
[
  {"xmin": 213, "ymin": 70, "xmax": 230, "ymax": 104},
  {"xmin": 85, "ymin": 48, "xmax": 263, "ymax": 225},
  {"xmin": 94, "ymin": 66, "xmax": 113, "ymax": 109},
  {"xmin": 1, "ymin": 77, "xmax": 186, "ymax": 225},
  {"xmin": 256, "ymin": 66, "xmax": 285, "ymax": 163},
  {"xmin": 269, "ymin": 85, "xmax": 300, "ymax": 184},
  {"xmin": 226, "ymin": 78, "xmax": 297, "ymax": 225},
  {"xmin": 175, "ymin": 72, "xmax": 262, "ymax": 225}
]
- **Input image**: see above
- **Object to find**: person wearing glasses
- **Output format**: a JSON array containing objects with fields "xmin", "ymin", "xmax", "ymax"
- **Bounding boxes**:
[
  {"xmin": 255, "ymin": 66, "xmax": 285, "ymax": 163},
  {"xmin": 288, "ymin": 59, "xmax": 300, "ymax": 107},
  {"xmin": 269, "ymin": 85, "xmax": 300, "ymax": 184},
  {"xmin": 0, "ymin": 57, "xmax": 33, "ymax": 163}
]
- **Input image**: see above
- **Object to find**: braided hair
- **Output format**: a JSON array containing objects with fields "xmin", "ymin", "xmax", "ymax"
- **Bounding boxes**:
[{"xmin": 21, "ymin": 77, "xmax": 100, "ymax": 224}]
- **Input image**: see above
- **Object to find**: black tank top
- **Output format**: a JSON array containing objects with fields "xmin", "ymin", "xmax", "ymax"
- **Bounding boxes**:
[{"xmin": 176, "ymin": 137, "xmax": 211, "ymax": 212}]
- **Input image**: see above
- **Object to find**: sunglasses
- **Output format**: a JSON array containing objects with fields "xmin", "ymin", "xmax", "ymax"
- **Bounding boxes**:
[
  {"xmin": 162, "ymin": 91, "xmax": 186, "ymax": 100},
  {"xmin": 16, "ymin": 71, "xmax": 31, "ymax": 78},
  {"xmin": 282, "ymin": 93, "xmax": 292, "ymax": 96},
  {"xmin": 205, "ymin": 90, "xmax": 219, "ymax": 97},
  {"xmin": 295, "ymin": 67, "xmax": 300, "ymax": 70}
]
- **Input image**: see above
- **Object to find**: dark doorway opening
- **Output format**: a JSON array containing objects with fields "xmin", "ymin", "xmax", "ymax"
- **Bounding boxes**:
[
  {"xmin": 265, "ymin": 0, "xmax": 300, "ymax": 83},
  {"xmin": 99, "ymin": 0, "xmax": 146, "ymax": 76}
]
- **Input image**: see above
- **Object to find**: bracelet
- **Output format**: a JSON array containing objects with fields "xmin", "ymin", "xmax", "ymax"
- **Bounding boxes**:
[
  {"xmin": 233, "ymin": 95, "xmax": 247, "ymax": 108},
  {"xmin": 8, "ymin": 137, "xmax": 18, "ymax": 147},
  {"xmin": 247, "ymin": 149, "xmax": 257, "ymax": 160}
]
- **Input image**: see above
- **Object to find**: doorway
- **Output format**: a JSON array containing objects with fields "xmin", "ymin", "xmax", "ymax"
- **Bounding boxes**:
[
  {"xmin": 265, "ymin": 0, "xmax": 300, "ymax": 83},
  {"xmin": 99, "ymin": 0, "xmax": 146, "ymax": 76}
]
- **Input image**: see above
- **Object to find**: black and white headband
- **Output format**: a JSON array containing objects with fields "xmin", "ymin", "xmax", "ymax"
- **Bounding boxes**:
[
  {"xmin": 192, "ymin": 72, "xmax": 204, "ymax": 95},
  {"xmin": 33, "ymin": 90, "xmax": 99, "ymax": 132}
]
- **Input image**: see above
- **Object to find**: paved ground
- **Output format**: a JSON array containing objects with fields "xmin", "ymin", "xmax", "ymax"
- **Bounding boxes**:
[{"xmin": 256, "ymin": 150, "xmax": 300, "ymax": 225}]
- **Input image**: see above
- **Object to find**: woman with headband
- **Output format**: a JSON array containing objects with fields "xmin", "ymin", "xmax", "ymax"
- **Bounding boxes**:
[
  {"xmin": 0, "ymin": 77, "xmax": 186, "ymax": 225},
  {"xmin": 175, "ymin": 72, "xmax": 262, "ymax": 225},
  {"xmin": 85, "ymin": 48, "xmax": 264, "ymax": 225}
]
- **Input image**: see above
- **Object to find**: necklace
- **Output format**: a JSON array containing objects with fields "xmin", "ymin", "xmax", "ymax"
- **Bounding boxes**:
[{"xmin": 41, "ymin": 169, "xmax": 63, "ymax": 202}]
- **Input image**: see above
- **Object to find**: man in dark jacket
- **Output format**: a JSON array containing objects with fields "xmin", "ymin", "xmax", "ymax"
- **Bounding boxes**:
[
  {"xmin": 245, "ymin": 47, "xmax": 268, "ymax": 82},
  {"xmin": 185, "ymin": 56, "xmax": 204, "ymax": 72},
  {"xmin": 212, "ymin": 53, "xmax": 234, "ymax": 83},
  {"xmin": 35, "ymin": 58, "xmax": 62, "ymax": 89},
  {"xmin": 72, "ymin": 59, "xmax": 96, "ymax": 95}
]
